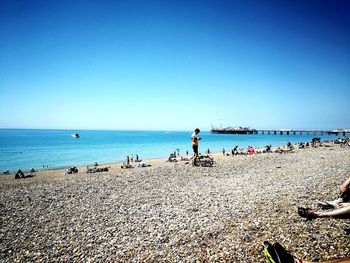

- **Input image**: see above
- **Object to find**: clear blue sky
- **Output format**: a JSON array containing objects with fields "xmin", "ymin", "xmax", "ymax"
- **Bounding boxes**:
[{"xmin": 1, "ymin": 0, "xmax": 349, "ymax": 131}]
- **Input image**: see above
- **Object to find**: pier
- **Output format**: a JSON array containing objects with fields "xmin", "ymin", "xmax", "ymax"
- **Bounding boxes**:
[
  {"xmin": 210, "ymin": 125, "xmax": 350, "ymax": 136},
  {"xmin": 253, "ymin": 129, "xmax": 350, "ymax": 136}
]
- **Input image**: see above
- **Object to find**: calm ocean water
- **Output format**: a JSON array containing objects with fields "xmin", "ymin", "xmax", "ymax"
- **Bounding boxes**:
[{"xmin": 0, "ymin": 129, "xmax": 341, "ymax": 172}]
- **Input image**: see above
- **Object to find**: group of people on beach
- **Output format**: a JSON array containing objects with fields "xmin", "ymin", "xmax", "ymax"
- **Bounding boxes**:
[
  {"xmin": 121, "ymin": 154, "xmax": 150, "ymax": 169},
  {"xmin": 190, "ymin": 128, "xmax": 350, "ymax": 262},
  {"xmin": 191, "ymin": 129, "xmax": 335, "ymax": 164},
  {"xmin": 190, "ymin": 128, "xmax": 299, "ymax": 165}
]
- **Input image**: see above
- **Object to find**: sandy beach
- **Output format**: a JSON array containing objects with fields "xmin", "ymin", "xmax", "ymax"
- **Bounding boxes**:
[{"xmin": 1, "ymin": 143, "xmax": 350, "ymax": 262}]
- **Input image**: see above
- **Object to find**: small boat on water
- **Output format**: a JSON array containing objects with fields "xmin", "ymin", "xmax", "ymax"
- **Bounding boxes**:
[{"xmin": 71, "ymin": 133, "xmax": 80, "ymax": 138}]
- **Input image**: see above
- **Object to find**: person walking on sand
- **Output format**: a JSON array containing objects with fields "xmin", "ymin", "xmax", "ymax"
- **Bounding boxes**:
[{"xmin": 191, "ymin": 128, "xmax": 202, "ymax": 166}]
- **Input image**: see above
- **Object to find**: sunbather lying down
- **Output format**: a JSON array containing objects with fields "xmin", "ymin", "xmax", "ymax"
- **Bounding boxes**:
[
  {"xmin": 15, "ymin": 169, "xmax": 36, "ymax": 179},
  {"xmin": 137, "ymin": 162, "xmax": 151, "ymax": 168},
  {"xmin": 87, "ymin": 166, "xmax": 109, "ymax": 173},
  {"xmin": 298, "ymin": 176, "xmax": 350, "ymax": 220},
  {"xmin": 121, "ymin": 163, "xmax": 133, "ymax": 169},
  {"xmin": 298, "ymin": 205, "xmax": 350, "ymax": 220},
  {"xmin": 263, "ymin": 241, "xmax": 350, "ymax": 263}
]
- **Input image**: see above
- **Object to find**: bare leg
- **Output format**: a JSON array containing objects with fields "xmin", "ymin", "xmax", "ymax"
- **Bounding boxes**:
[
  {"xmin": 314, "ymin": 205, "xmax": 350, "ymax": 219},
  {"xmin": 193, "ymin": 153, "xmax": 198, "ymax": 165}
]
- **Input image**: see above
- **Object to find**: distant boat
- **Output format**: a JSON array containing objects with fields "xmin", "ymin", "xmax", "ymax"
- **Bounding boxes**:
[{"xmin": 71, "ymin": 133, "xmax": 80, "ymax": 138}]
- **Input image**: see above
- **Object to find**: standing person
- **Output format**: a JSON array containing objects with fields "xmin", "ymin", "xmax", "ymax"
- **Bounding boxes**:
[{"xmin": 191, "ymin": 128, "xmax": 202, "ymax": 166}]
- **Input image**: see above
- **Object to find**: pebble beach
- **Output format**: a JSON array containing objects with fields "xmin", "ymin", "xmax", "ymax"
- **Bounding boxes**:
[{"xmin": 1, "ymin": 144, "xmax": 350, "ymax": 262}]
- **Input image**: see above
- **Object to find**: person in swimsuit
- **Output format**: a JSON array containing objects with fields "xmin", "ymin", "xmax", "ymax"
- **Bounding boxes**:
[{"xmin": 191, "ymin": 128, "xmax": 201, "ymax": 166}]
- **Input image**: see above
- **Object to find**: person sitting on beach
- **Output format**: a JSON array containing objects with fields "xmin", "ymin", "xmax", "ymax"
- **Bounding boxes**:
[
  {"xmin": 232, "ymin": 146, "xmax": 239, "ymax": 156},
  {"xmin": 311, "ymin": 137, "xmax": 321, "ymax": 147},
  {"xmin": 15, "ymin": 169, "xmax": 25, "ymax": 179},
  {"xmin": 247, "ymin": 146, "xmax": 255, "ymax": 155},
  {"xmin": 238, "ymin": 147, "xmax": 245, "ymax": 155},
  {"xmin": 275, "ymin": 147, "xmax": 283, "ymax": 153},
  {"xmin": 264, "ymin": 145, "xmax": 272, "ymax": 153},
  {"xmin": 298, "ymin": 176, "xmax": 350, "ymax": 220},
  {"xmin": 168, "ymin": 153, "xmax": 177, "ymax": 162},
  {"xmin": 65, "ymin": 167, "xmax": 77, "ymax": 174}
]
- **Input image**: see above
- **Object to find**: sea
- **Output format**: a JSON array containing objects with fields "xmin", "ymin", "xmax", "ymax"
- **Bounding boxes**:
[{"xmin": 0, "ymin": 129, "xmax": 342, "ymax": 173}]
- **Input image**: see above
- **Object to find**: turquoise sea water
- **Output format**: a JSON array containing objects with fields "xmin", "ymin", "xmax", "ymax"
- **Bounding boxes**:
[{"xmin": 0, "ymin": 129, "xmax": 342, "ymax": 172}]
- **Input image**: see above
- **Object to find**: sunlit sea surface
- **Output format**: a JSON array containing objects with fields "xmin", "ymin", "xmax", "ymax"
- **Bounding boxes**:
[{"xmin": 0, "ymin": 129, "xmax": 341, "ymax": 172}]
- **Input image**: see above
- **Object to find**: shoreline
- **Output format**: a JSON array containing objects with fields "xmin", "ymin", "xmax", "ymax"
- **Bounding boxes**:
[
  {"xmin": 0, "ymin": 129, "xmax": 344, "ymax": 173},
  {"xmin": 3, "ymin": 140, "xmax": 337, "ymax": 175}
]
